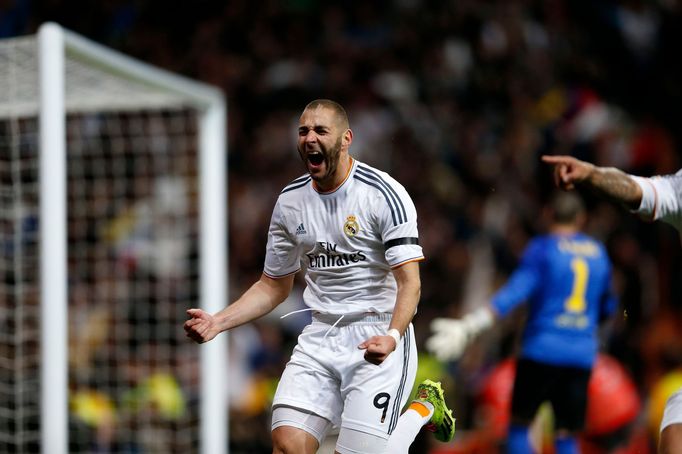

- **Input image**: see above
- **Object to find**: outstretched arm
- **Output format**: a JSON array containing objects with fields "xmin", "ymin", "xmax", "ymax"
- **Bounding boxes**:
[
  {"xmin": 184, "ymin": 273, "xmax": 294, "ymax": 343},
  {"xmin": 541, "ymin": 155, "xmax": 642, "ymax": 209}
]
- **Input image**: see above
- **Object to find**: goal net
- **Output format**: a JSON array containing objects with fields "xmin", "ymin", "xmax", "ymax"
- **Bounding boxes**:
[{"xmin": 0, "ymin": 24, "xmax": 227, "ymax": 454}]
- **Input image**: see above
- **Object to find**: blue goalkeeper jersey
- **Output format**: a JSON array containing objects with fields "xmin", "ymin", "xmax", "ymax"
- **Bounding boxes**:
[{"xmin": 490, "ymin": 232, "xmax": 617, "ymax": 369}]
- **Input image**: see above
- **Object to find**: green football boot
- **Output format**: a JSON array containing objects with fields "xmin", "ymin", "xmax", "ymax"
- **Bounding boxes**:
[{"xmin": 414, "ymin": 379, "xmax": 455, "ymax": 443}]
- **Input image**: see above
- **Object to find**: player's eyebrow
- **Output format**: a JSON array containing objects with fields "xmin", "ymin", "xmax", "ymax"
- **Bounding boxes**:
[{"xmin": 298, "ymin": 125, "xmax": 331, "ymax": 133}]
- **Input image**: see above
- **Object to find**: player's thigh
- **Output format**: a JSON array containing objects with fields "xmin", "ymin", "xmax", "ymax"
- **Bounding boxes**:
[
  {"xmin": 340, "ymin": 325, "xmax": 418, "ymax": 441},
  {"xmin": 550, "ymin": 365, "xmax": 590, "ymax": 432},
  {"xmin": 510, "ymin": 358, "xmax": 556, "ymax": 425},
  {"xmin": 272, "ymin": 405, "xmax": 333, "ymax": 454},
  {"xmin": 273, "ymin": 328, "xmax": 344, "ymax": 426},
  {"xmin": 660, "ymin": 424, "xmax": 682, "ymax": 454}
]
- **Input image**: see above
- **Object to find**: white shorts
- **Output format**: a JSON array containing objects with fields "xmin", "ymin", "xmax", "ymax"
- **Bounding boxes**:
[
  {"xmin": 272, "ymin": 313, "xmax": 418, "ymax": 440},
  {"xmin": 661, "ymin": 387, "xmax": 682, "ymax": 431}
]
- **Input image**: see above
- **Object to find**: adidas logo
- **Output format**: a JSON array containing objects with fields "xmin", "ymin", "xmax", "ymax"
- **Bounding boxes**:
[{"xmin": 296, "ymin": 223, "xmax": 307, "ymax": 235}]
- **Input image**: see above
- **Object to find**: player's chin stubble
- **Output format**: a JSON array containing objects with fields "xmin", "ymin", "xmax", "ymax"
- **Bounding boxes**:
[{"xmin": 299, "ymin": 136, "xmax": 343, "ymax": 183}]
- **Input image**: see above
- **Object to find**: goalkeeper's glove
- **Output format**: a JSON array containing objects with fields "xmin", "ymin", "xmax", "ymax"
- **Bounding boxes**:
[{"xmin": 425, "ymin": 307, "xmax": 494, "ymax": 362}]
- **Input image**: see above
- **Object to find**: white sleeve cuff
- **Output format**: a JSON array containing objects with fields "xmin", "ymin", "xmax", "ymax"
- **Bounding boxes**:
[{"xmin": 630, "ymin": 175, "xmax": 657, "ymax": 221}]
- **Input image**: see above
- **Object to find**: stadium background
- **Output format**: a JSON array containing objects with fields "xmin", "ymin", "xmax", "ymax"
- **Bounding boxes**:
[{"xmin": 2, "ymin": 0, "xmax": 682, "ymax": 452}]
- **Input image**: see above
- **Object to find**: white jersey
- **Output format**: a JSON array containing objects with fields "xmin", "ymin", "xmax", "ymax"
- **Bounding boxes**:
[
  {"xmin": 633, "ymin": 170, "xmax": 682, "ymax": 432},
  {"xmin": 632, "ymin": 170, "xmax": 682, "ymax": 230},
  {"xmin": 263, "ymin": 158, "xmax": 424, "ymax": 315}
]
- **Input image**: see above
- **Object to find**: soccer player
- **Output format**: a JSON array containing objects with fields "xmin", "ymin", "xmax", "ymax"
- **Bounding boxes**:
[
  {"xmin": 426, "ymin": 192, "xmax": 618, "ymax": 454},
  {"xmin": 184, "ymin": 99, "xmax": 453, "ymax": 454},
  {"xmin": 541, "ymin": 154, "xmax": 682, "ymax": 454}
]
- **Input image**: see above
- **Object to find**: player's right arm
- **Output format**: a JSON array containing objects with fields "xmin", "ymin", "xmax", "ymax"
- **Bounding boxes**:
[
  {"xmin": 543, "ymin": 155, "xmax": 682, "ymax": 229},
  {"xmin": 541, "ymin": 155, "xmax": 642, "ymax": 209},
  {"xmin": 184, "ymin": 272, "xmax": 294, "ymax": 344}
]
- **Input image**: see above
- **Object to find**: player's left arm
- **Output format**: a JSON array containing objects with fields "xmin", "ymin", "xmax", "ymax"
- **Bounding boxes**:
[
  {"xmin": 358, "ymin": 175, "xmax": 423, "ymax": 365},
  {"xmin": 388, "ymin": 260, "xmax": 421, "ymax": 337},
  {"xmin": 359, "ymin": 261, "xmax": 420, "ymax": 365},
  {"xmin": 488, "ymin": 240, "xmax": 543, "ymax": 315}
]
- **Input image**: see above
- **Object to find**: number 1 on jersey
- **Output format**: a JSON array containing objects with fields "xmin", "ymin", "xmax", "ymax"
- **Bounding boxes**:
[{"xmin": 565, "ymin": 257, "xmax": 589, "ymax": 313}]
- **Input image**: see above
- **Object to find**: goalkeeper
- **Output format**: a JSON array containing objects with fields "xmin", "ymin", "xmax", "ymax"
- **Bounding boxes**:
[{"xmin": 427, "ymin": 192, "xmax": 618, "ymax": 454}]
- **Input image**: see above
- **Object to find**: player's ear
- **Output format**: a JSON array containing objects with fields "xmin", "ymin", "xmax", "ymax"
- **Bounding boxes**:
[
  {"xmin": 575, "ymin": 210, "xmax": 587, "ymax": 229},
  {"xmin": 343, "ymin": 128, "xmax": 353, "ymax": 149}
]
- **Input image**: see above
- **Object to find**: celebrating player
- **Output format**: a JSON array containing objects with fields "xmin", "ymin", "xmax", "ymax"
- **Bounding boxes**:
[
  {"xmin": 184, "ymin": 99, "xmax": 453, "ymax": 454},
  {"xmin": 426, "ymin": 192, "xmax": 618, "ymax": 454},
  {"xmin": 542, "ymin": 154, "xmax": 682, "ymax": 454}
]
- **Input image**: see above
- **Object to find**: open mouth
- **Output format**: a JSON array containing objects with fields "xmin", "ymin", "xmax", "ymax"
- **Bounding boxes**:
[{"xmin": 308, "ymin": 152, "xmax": 324, "ymax": 166}]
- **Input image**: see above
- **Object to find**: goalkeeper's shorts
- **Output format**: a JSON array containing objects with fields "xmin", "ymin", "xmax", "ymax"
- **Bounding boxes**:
[{"xmin": 511, "ymin": 358, "xmax": 591, "ymax": 431}]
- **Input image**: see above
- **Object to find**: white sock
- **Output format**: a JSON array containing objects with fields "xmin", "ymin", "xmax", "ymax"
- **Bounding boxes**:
[{"xmin": 383, "ymin": 401, "xmax": 434, "ymax": 454}]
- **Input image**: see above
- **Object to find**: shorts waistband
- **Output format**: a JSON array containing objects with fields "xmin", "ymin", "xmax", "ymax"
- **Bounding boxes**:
[{"xmin": 312, "ymin": 312, "xmax": 392, "ymax": 325}]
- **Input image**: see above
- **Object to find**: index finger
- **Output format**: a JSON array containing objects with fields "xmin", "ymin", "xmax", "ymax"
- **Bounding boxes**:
[{"xmin": 541, "ymin": 155, "xmax": 570, "ymax": 164}]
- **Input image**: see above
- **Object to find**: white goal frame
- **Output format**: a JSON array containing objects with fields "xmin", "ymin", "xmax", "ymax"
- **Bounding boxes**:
[{"xmin": 36, "ymin": 22, "xmax": 228, "ymax": 454}]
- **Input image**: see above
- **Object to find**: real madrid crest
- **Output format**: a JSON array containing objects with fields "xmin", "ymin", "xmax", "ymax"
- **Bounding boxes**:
[{"xmin": 344, "ymin": 215, "xmax": 360, "ymax": 237}]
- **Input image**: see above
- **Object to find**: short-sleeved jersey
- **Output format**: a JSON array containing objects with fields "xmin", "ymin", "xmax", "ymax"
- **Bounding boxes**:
[
  {"xmin": 632, "ymin": 171, "xmax": 682, "ymax": 432},
  {"xmin": 490, "ymin": 232, "xmax": 616, "ymax": 369},
  {"xmin": 263, "ymin": 158, "xmax": 424, "ymax": 315},
  {"xmin": 632, "ymin": 170, "xmax": 682, "ymax": 231}
]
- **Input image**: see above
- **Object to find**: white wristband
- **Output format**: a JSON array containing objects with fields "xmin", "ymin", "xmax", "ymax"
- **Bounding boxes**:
[{"xmin": 387, "ymin": 328, "xmax": 401, "ymax": 346}]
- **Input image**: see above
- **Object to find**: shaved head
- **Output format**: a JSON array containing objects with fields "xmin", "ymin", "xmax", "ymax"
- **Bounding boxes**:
[
  {"xmin": 551, "ymin": 192, "xmax": 585, "ymax": 224},
  {"xmin": 303, "ymin": 99, "xmax": 349, "ymax": 130}
]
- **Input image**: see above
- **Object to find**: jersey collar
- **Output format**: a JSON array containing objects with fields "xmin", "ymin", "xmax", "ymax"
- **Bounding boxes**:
[{"xmin": 312, "ymin": 157, "xmax": 355, "ymax": 195}]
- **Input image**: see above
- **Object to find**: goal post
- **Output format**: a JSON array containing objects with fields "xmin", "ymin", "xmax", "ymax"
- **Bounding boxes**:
[
  {"xmin": 39, "ymin": 23, "xmax": 67, "ymax": 454},
  {"xmin": 1, "ymin": 22, "xmax": 228, "ymax": 454}
]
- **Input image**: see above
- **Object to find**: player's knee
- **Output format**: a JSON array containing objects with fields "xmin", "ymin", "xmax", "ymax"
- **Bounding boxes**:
[{"xmin": 272, "ymin": 426, "xmax": 319, "ymax": 454}]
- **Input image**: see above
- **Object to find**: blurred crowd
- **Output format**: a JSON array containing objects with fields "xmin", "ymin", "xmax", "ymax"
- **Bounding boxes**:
[{"xmin": 3, "ymin": 0, "xmax": 682, "ymax": 452}]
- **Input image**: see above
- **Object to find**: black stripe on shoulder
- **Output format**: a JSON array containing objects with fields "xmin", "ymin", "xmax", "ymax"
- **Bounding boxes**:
[
  {"xmin": 356, "ymin": 165, "xmax": 408, "ymax": 224},
  {"xmin": 288, "ymin": 174, "xmax": 311, "ymax": 186},
  {"xmin": 384, "ymin": 237, "xmax": 419, "ymax": 250},
  {"xmin": 354, "ymin": 174, "xmax": 398, "ymax": 226},
  {"xmin": 281, "ymin": 177, "xmax": 311, "ymax": 194}
]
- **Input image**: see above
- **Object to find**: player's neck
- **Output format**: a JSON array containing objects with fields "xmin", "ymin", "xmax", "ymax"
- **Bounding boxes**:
[
  {"xmin": 550, "ymin": 223, "xmax": 579, "ymax": 236},
  {"xmin": 315, "ymin": 156, "xmax": 353, "ymax": 193}
]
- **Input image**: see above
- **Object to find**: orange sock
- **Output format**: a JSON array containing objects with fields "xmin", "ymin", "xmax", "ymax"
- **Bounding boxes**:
[{"xmin": 408, "ymin": 401, "xmax": 432, "ymax": 418}]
